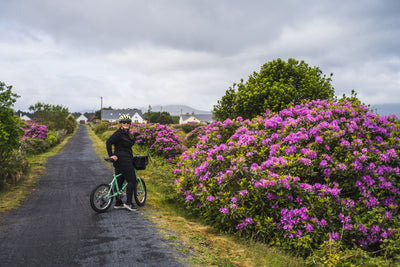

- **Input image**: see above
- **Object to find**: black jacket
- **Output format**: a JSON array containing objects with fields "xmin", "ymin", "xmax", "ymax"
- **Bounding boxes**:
[{"xmin": 106, "ymin": 128, "xmax": 135, "ymax": 162}]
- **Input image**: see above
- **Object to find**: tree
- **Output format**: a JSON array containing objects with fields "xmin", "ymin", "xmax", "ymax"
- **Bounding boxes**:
[
  {"xmin": 29, "ymin": 102, "xmax": 76, "ymax": 133},
  {"xmin": 213, "ymin": 58, "xmax": 335, "ymax": 121},
  {"xmin": 212, "ymin": 86, "xmax": 237, "ymax": 121},
  {"xmin": 0, "ymin": 81, "xmax": 24, "ymax": 187},
  {"xmin": 146, "ymin": 105, "xmax": 152, "ymax": 122},
  {"xmin": 143, "ymin": 110, "xmax": 174, "ymax": 124},
  {"xmin": 0, "ymin": 81, "xmax": 23, "ymax": 155}
]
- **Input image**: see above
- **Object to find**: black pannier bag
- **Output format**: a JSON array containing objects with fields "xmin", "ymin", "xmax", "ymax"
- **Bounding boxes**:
[{"xmin": 133, "ymin": 155, "xmax": 148, "ymax": 170}]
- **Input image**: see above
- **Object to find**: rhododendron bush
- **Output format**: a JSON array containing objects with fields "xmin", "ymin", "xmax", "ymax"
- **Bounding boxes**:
[
  {"xmin": 130, "ymin": 123, "xmax": 184, "ymax": 161},
  {"xmin": 173, "ymin": 100, "xmax": 400, "ymax": 257},
  {"xmin": 21, "ymin": 121, "xmax": 47, "ymax": 140},
  {"xmin": 20, "ymin": 121, "xmax": 67, "ymax": 155}
]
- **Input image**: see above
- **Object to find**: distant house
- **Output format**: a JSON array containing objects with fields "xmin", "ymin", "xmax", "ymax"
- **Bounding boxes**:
[
  {"xmin": 76, "ymin": 114, "xmax": 88, "ymax": 124},
  {"xmin": 102, "ymin": 109, "xmax": 144, "ymax": 123},
  {"xmin": 179, "ymin": 114, "xmax": 213, "ymax": 124},
  {"xmin": 18, "ymin": 112, "xmax": 33, "ymax": 121}
]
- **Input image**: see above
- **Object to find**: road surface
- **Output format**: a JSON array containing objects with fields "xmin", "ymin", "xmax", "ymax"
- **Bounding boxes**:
[{"xmin": 0, "ymin": 125, "xmax": 183, "ymax": 266}]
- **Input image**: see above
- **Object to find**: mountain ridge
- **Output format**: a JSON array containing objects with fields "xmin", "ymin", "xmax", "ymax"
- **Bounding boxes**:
[{"xmin": 139, "ymin": 105, "xmax": 211, "ymax": 116}]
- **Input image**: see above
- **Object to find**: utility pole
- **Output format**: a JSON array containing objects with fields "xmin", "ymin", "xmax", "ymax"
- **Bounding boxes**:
[{"xmin": 100, "ymin": 96, "xmax": 103, "ymax": 122}]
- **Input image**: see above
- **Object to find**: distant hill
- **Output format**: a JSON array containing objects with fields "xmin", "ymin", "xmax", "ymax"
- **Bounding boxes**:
[
  {"xmin": 370, "ymin": 103, "xmax": 400, "ymax": 118},
  {"xmin": 140, "ymin": 105, "xmax": 211, "ymax": 116}
]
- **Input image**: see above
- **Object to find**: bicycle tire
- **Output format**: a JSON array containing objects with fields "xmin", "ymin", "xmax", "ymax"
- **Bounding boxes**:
[
  {"xmin": 90, "ymin": 183, "xmax": 113, "ymax": 213},
  {"xmin": 134, "ymin": 179, "xmax": 146, "ymax": 207}
]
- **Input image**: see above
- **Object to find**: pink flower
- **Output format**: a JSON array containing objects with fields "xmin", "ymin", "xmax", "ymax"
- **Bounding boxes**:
[{"xmin": 220, "ymin": 208, "xmax": 229, "ymax": 215}]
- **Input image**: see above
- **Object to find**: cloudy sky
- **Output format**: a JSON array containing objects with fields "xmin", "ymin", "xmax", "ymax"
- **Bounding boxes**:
[{"xmin": 1, "ymin": 0, "xmax": 399, "ymax": 113}]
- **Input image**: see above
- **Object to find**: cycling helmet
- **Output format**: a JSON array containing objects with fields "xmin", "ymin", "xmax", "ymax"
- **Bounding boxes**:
[{"xmin": 119, "ymin": 114, "xmax": 131, "ymax": 123}]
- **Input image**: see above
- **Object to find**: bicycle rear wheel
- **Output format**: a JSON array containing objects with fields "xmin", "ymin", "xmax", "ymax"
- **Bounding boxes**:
[
  {"xmin": 134, "ymin": 178, "xmax": 146, "ymax": 207},
  {"xmin": 90, "ymin": 184, "xmax": 113, "ymax": 213}
]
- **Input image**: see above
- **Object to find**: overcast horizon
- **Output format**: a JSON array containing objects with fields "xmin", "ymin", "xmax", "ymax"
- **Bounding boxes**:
[{"xmin": 1, "ymin": 0, "xmax": 399, "ymax": 113}]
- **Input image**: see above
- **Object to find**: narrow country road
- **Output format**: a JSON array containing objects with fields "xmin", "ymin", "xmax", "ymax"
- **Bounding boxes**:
[{"xmin": 0, "ymin": 125, "xmax": 183, "ymax": 266}]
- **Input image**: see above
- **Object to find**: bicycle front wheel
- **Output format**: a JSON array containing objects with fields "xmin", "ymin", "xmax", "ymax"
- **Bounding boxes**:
[
  {"xmin": 90, "ymin": 184, "xmax": 113, "ymax": 213},
  {"xmin": 134, "ymin": 179, "xmax": 147, "ymax": 207}
]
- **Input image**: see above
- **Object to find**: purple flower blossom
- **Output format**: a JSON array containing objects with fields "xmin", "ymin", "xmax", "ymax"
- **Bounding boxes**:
[
  {"xmin": 236, "ymin": 217, "xmax": 254, "ymax": 231},
  {"xmin": 329, "ymin": 232, "xmax": 339, "ymax": 241},
  {"xmin": 186, "ymin": 195, "xmax": 193, "ymax": 202},
  {"xmin": 207, "ymin": 196, "xmax": 215, "ymax": 202},
  {"xmin": 239, "ymin": 190, "xmax": 248, "ymax": 196},
  {"xmin": 220, "ymin": 208, "xmax": 229, "ymax": 215},
  {"xmin": 319, "ymin": 160, "xmax": 328, "ymax": 168},
  {"xmin": 305, "ymin": 223, "xmax": 313, "ymax": 233}
]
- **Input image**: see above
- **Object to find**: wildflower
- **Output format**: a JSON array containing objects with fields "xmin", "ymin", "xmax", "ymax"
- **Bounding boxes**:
[
  {"xmin": 207, "ymin": 196, "xmax": 215, "ymax": 202},
  {"xmin": 216, "ymin": 155, "xmax": 224, "ymax": 161},
  {"xmin": 357, "ymin": 224, "xmax": 367, "ymax": 234},
  {"xmin": 329, "ymin": 232, "xmax": 339, "ymax": 241},
  {"xmin": 239, "ymin": 190, "xmax": 248, "ymax": 196},
  {"xmin": 305, "ymin": 224, "xmax": 313, "ymax": 233},
  {"xmin": 319, "ymin": 160, "xmax": 328, "ymax": 168},
  {"xmin": 317, "ymin": 219, "xmax": 327, "ymax": 227},
  {"xmin": 186, "ymin": 195, "xmax": 193, "ymax": 202},
  {"xmin": 219, "ymin": 208, "xmax": 229, "ymax": 215}
]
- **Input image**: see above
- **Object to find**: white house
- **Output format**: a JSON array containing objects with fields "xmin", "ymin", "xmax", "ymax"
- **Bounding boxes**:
[
  {"xmin": 76, "ymin": 114, "xmax": 88, "ymax": 124},
  {"xmin": 20, "ymin": 114, "xmax": 31, "ymax": 121},
  {"xmin": 179, "ymin": 114, "xmax": 213, "ymax": 124},
  {"xmin": 102, "ymin": 109, "xmax": 144, "ymax": 123}
]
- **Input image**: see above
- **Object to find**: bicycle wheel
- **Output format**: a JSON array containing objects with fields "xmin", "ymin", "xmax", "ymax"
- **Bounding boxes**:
[
  {"xmin": 134, "ymin": 178, "xmax": 146, "ymax": 207},
  {"xmin": 90, "ymin": 183, "xmax": 113, "ymax": 213}
]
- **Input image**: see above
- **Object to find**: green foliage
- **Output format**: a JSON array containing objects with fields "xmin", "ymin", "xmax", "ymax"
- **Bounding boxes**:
[
  {"xmin": 29, "ymin": 102, "xmax": 77, "ymax": 133},
  {"xmin": 143, "ymin": 111, "xmax": 174, "ymax": 124},
  {"xmin": 0, "ymin": 81, "xmax": 24, "ymax": 188},
  {"xmin": 213, "ymin": 87, "xmax": 237, "ymax": 121},
  {"xmin": 20, "ymin": 129, "xmax": 67, "ymax": 155},
  {"xmin": 213, "ymin": 58, "xmax": 335, "ymax": 121},
  {"xmin": 94, "ymin": 121, "xmax": 111, "ymax": 135},
  {"xmin": 0, "ymin": 81, "xmax": 23, "ymax": 154},
  {"xmin": 173, "ymin": 122, "xmax": 202, "ymax": 134},
  {"xmin": 306, "ymin": 239, "xmax": 393, "ymax": 266}
]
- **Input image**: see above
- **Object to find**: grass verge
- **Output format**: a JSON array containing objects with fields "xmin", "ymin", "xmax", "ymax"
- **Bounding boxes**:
[
  {"xmin": 0, "ymin": 129, "xmax": 76, "ymax": 214},
  {"xmin": 87, "ymin": 125, "xmax": 305, "ymax": 266}
]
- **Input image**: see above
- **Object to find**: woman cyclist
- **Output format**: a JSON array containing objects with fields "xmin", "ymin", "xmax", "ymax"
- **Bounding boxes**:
[{"xmin": 106, "ymin": 114, "xmax": 138, "ymax": 211}]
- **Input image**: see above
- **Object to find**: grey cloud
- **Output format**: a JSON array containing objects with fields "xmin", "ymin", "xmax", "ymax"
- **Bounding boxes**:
[{"xmin": 1, "ymin": 0, "xmax": 399, "ymax": 112}]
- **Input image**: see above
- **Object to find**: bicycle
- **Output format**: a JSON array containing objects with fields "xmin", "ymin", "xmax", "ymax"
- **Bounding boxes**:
[{"xmin": 90, "ymin": 155, "xmax": 149, "ymax": 213}]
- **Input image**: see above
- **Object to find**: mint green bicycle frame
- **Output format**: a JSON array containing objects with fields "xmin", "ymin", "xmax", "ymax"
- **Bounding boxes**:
[{"xmin": 105, "ymin": 168, "xmax": 145, "ymax": 199}]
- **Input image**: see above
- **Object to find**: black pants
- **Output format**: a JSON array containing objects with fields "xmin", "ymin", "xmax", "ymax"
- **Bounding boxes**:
[{"xmin": 115, "ymin": 165, "xmax": 137, "ymax": 205}]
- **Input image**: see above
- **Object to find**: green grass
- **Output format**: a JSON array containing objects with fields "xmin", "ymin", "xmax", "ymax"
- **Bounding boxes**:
[{"xmin": 86, "ymin": 125, "xmax": 305, "ymax": 267}]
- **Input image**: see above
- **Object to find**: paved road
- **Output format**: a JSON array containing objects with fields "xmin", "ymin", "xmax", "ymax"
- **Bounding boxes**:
[{"xmin": 0, "ymin": 125, "xmax": 183, "ymax": 266}]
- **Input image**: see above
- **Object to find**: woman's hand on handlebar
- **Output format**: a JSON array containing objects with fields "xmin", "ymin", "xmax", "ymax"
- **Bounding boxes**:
[{"xmin": 110, "ymin": 155, "xmax": 118, "ymax": 161}]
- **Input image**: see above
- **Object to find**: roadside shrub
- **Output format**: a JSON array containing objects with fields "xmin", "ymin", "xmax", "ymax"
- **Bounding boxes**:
[
  {"xmin": 0, "ymin": 149, "xmax": 28, "ymax": 188},
  {"xmin": 0, "ymin": 81, "xmax": 26, "ymax": 188},
  {"xmin": 132, "ymin": 123, "xmax": 184, "ymax": 161},
  {"xmin": 20, "ymin": 123, "xmax": 67, "ymax": 155},
  {"xmin": 94, "ymin": 121, "xmax": 111, "ymax": 135},
  {"xmin": 21, "ymin": 138, "xmax": 49, "ymax": 155},
  {"xmin": 65, "ymin": 115, "xmax": 77, "ymax": 134},
  {"xmin": 22, "ymin": 121, "xmax": 47, "ymax": 140},
  {"xmin": 174, "ymin": 122, "xmax": 202, "ymax": 133},
  {"xmin": 183, "ymin": 125, "xmax": 207, "ymax": 149},
  {"xmin": 173, "ymin": 99, "xmax": 400, "ymax": 260}
]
